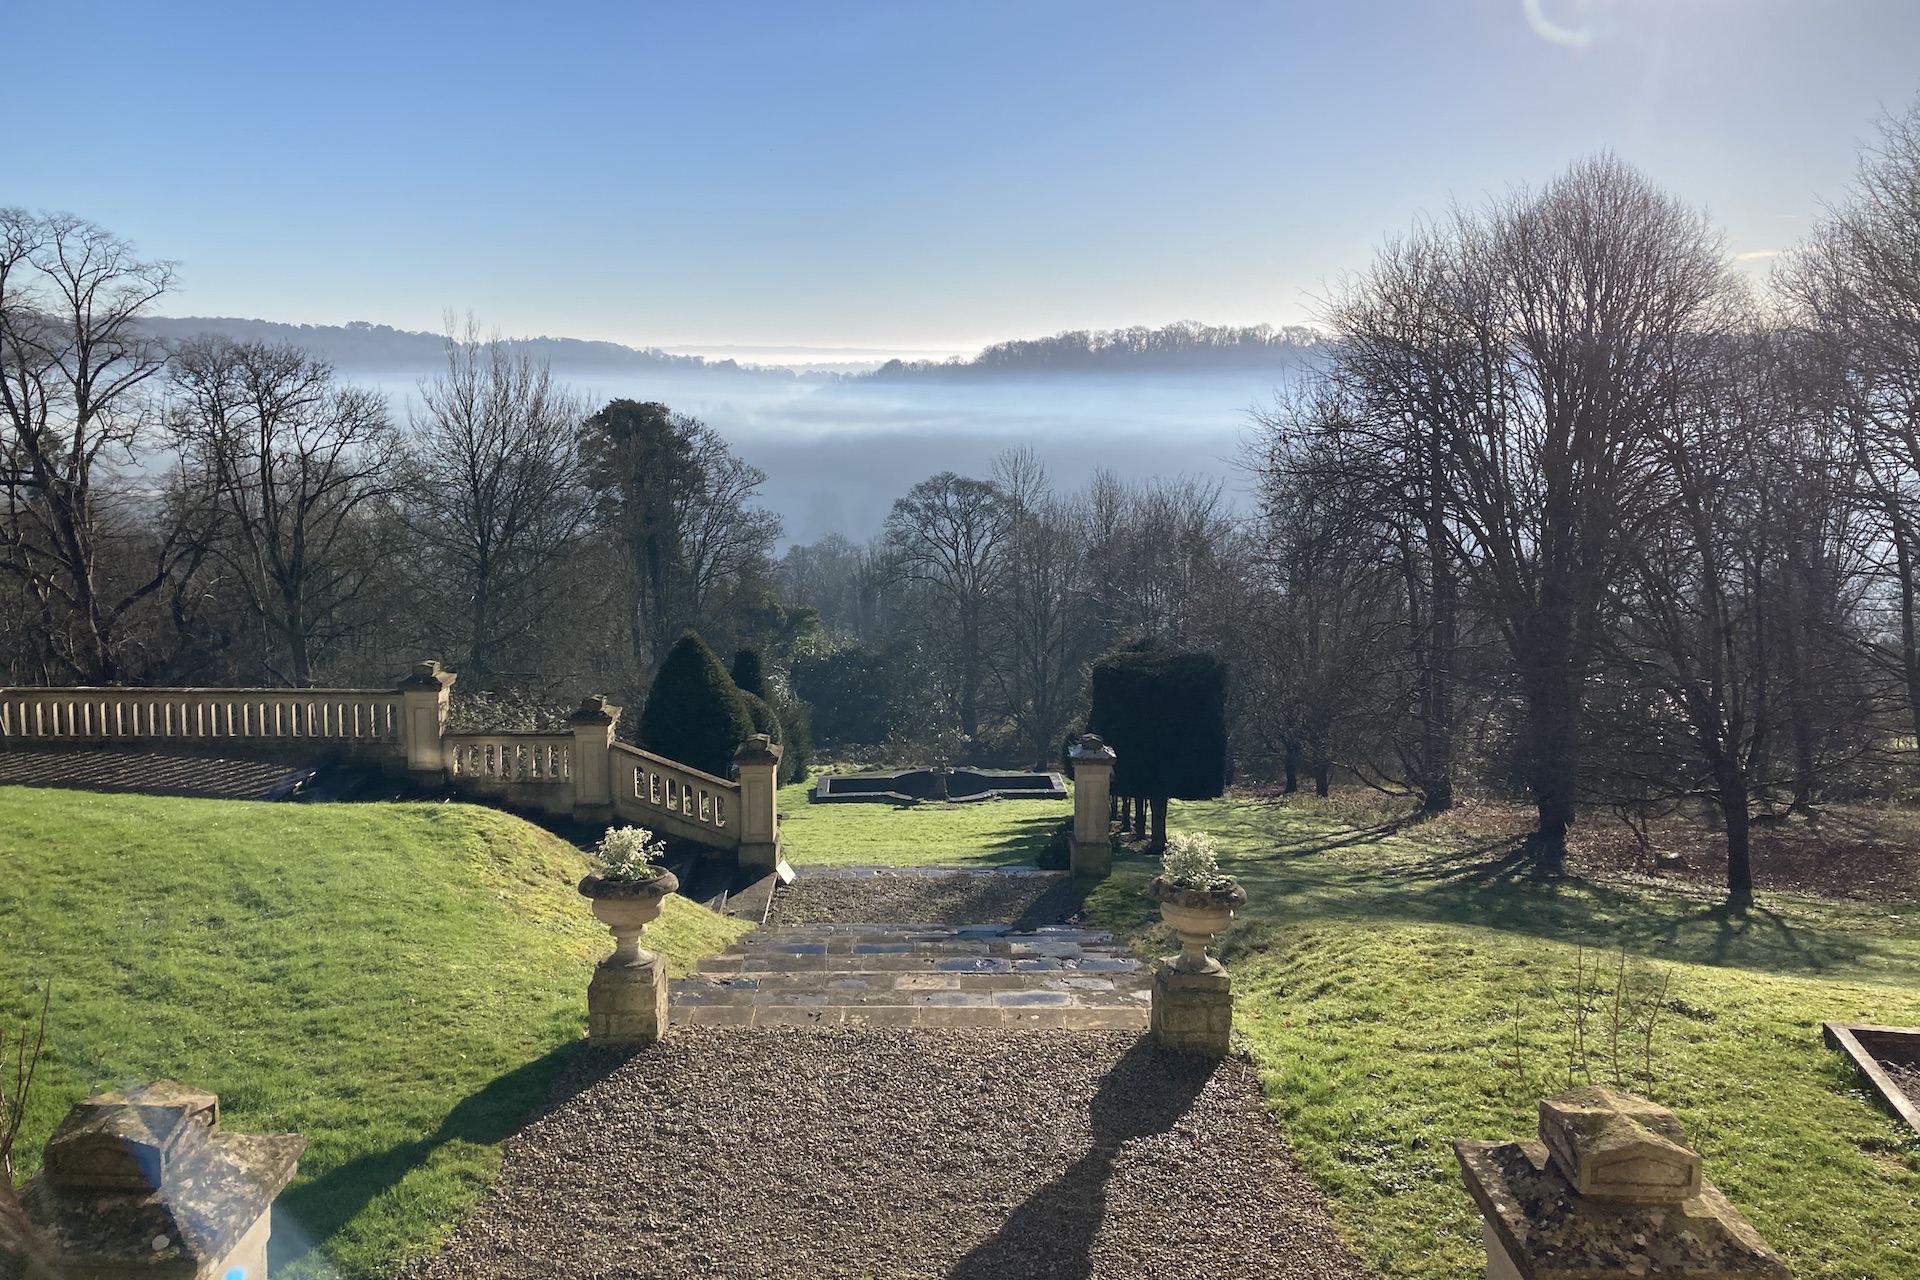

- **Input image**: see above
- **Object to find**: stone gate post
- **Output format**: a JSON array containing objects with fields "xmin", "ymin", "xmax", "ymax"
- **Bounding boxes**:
[
  {"xmin": 1454, "ymin": 1086, "xmax": 1788, "ymax": 1280},
  {"xmin": 1069, "ymin": 735, "xmax": 1117, "ymax": 875},
  {"xmin": 398, "ymin": 660, "xmax": 456, "ymax": 779},
  {"xmin": 734, "ymin": 734, "xmax": 783, "ymax": 873},
  {"xmin": 568, "ymin": 696, "xmax": 622, "ymax": 826},
  {"xmin": 20, "ymin": 1079, "xmax": 304, "ymax": 1279}
]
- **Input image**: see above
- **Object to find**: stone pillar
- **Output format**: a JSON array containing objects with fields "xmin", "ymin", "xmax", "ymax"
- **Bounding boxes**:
[
  {"xmin": 20, "ymin": 1079, "xmax": 304, "ymax": 1280},
  {"xmin": 1068, "ymin": 734, "xmax": 1117, "ymax": 876},
  {"xmin": 733, "ymin": 733, "xmax": 783, "ymax": 873},
  {"xmin": 397, "ymin": 660, "xmax": 456, "ymax": 778},
  {"xmin": 567, "ymin": 695, "xmax": 622, "ymax": 825},
  {"xmin": 1454, "ymin": 1086, "xmax": 1789, "ymax": 1280}
]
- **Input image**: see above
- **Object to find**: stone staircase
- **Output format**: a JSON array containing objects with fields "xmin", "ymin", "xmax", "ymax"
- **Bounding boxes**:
[{"xmin": 670, "ymin": 921, "xmax": 1152, "ymax": 1030}]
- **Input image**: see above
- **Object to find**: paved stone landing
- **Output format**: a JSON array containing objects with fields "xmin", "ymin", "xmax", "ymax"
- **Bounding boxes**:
[{"xmin": 671, "ymin": 921, "xmax": 1152, "ymax": 1030}]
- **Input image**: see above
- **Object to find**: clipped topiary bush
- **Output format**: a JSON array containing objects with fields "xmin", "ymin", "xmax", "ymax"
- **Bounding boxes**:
[
  {"xmin": 730, "ymin": 648, "xmax": 768, "ymax": 700},
  {"xmin": 640, "ymin": 632, "xmax": 755, "ymax": 778},
  {"xmin": 1088, "ymin": 644, "xmax": 1227, "ymax": 849}
]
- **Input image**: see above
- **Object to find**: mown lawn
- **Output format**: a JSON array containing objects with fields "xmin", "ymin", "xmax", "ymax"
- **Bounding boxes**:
[
  {"xmin": 776, "ymin": 775, "xmax": 1069, "ymax": 866},
  {"xmin": 0, "ymin": 786, "xmax": 749, "ymax": 1279},
  {"xmin": 1080, "ymin": 794, "xmax": 1920, "ymax": 1280}
]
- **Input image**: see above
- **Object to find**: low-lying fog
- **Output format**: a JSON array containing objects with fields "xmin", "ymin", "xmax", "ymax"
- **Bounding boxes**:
[{"xmin": 355, "ymin": 366, "xmax": 1294, "ymax": 546}]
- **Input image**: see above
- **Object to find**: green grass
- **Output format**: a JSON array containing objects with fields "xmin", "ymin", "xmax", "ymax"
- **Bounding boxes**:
[
  {"xmin": 776, "ymin": 777, "xmax": 1069, "ymax": 866},
  {"xmin": 1077, "ymin": 795, "xmax": 1920, "ymax": 1280},
  {"xmin": 0, "ymin": 786, "xmax": 749, "ymax": 1278}
]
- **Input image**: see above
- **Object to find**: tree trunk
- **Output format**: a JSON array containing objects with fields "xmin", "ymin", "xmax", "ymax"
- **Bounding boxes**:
[
  {"xmin": 1717, "ymin": 765, "xmax": 1755, "ymax": 910},
  {"xmin": 1132, "ymin": 796, "xmax": 1146, "ymax": 841},
  {"xmin": 1893, "ymin": 517, "xmax": 1920, "ymax": 752},
  {"xmin": 1149, "ymin": 795, "xmax": 1168, "ymax": 852},
  {"xmin": 1283, "ymin": 740, "xmax": 1300, "ymax": 794},
  {"xmin": 1421, "ymin": 441, "xmax": 1456, "ymax": 812},
  {"xmin": 1522, "ymin": 657, "xmax": 1580, "ymax": 875},
  {"xmin": 1314, "ymin": 763, "xmax": 1331, "ymax": 797}
]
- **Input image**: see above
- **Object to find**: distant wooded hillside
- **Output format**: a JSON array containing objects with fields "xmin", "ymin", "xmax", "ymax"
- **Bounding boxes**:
[
  {"xmin": 137, "ymin": 316, "xmax": 758, "ymax": 374},
  {"xmin": 864, "ymin": 321, "xmax": 1325, "ymax": 377},
  {"xmin": 137, "ymin": 316, "xmax": 1320, "ymax": 378}
]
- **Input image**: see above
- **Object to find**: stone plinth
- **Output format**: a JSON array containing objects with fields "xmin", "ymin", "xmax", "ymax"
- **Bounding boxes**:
[
  {"xmin": 588, "ymin": 952, "xmax": 668, "ymax": 1045},
  {"xmin": 1150, "ymin": 959, "xmax": 1232, "ymax": 1055},
  {"xmin": 1454, "ymin": 1086, "xmax": 1787, "ymax": 1280},
  {"xmin": 20, "ymin": 1078, "xmax": 303, "ymax": 1280}
]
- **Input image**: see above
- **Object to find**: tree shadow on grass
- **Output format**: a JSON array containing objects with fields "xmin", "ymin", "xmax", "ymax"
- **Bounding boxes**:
[
  {"xmin": 1229, "ymin": 826, "xmax": 1891, "ymax": 976},
  {"xmin": 947, "ymin": 1037, "xmax": 1217, "ymax": 1280},
  {"xmin": 983, "ymin": 810, "xmax": 1073, "ymax": 864},
  {"xmin": 271, "ymin": 1040, "xmax": 633, "ymax": 1273}
]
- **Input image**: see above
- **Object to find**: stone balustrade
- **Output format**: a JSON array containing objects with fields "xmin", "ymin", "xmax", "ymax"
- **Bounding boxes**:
[
  {"xmin": 0, "ymin": 687, "xmax": 402, "ymax": 751},
  {"xmin": 0, "ymin": 663, "xmax": 782, "ymax": 867}
]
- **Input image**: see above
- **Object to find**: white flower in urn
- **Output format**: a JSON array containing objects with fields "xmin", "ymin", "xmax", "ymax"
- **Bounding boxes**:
[
  {"xmin": 579, "ymin": 825, "xmax": 678, "ymax": 967},
  {"xmin": 1149, "ymin": 831, "xmax": 1246, "ymax": 973},
  {"xmin": 593, "ymin": 825, "xmax": 668, "ymax": 884},
  {"xmin": 1158, "ymin": 832, "xmax": 1238, "ymax": 895}
]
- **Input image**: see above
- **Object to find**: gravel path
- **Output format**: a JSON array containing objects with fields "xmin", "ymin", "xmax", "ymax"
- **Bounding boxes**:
[
  {"xmin": 770, "ymin": 867, "xmax": 1083, "ymax": 927},
  {"xmin": 412, "ymin": 1027, "xmax": 1369, "ymax": 1280}
]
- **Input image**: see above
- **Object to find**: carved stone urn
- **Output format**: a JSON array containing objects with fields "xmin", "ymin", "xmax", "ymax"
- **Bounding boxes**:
[
  {"xmin": 578, "ymin": 870, "xmax": 680, "ymax": 966},
  {"xmin": 1148, "ymin": 876, "xmax": 1248, "ymax": 974}
]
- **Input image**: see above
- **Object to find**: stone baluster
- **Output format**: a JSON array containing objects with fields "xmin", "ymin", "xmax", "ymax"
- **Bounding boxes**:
[
  {"xmin": 1454, "ymin": 1085, "xmax": 1788, "ymax": 1280},
  {"xmin": 19, "ymin": 1079, "xmax": 304, "ymax": 1279},
  {"xmin": 397, "ymin": 660, "xmax": 456, "ymax": 778},
  {"xmin": 567, "ymin": 695, "xmax": 622, "ymax": 826},
  {"xmin": 1068, "ymin": 734, "xmax": 1117, "ymax": 876}
]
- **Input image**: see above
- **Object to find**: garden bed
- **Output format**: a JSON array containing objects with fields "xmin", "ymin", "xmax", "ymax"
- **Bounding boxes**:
[{"xmin": 1823, "ymin": 1022, "xmax": 1920, "ymax": 1134}]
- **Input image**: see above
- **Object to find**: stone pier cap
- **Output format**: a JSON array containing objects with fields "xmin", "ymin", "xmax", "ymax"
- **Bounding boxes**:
[
  {"xmin": 21, "ymin": 1079, "xmax": 305, "ymax": 1277},
  {"xmin": 1454, "ymin": 1085, "xmax": 1787, "ymax": 1279}
]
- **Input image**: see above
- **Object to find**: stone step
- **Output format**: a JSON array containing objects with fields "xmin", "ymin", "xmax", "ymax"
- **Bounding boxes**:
[
  {"xmin": 677, "ymin": 970, "xmax": 1146, "ymax": 995},
  {"xmin": 721, "ymin": 932, "xmax": 1121, "ymax": 951},
  {"xmin": 672, "ymin": 980, "xmax": 1151, "ymax": 1009},
  {"xmin": 697, "ymin": 952, "xmax": 1142, "ymax": 976},
  {"xmin": 672, "ymin": 1003, "xmax": 1149, "ymax": 1030},
  {"xmin": 671, "ymin": 914, "xmax": 1152, "ymax": 1031}
]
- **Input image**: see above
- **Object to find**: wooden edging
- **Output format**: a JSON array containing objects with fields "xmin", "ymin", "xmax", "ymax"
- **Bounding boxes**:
[{"xmin": 1822, "ymin": 1021, "xmax": 1920, "ymax": 1135}]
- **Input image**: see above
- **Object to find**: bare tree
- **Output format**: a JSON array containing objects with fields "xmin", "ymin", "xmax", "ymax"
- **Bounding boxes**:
[
  {"xmin": 406, "ymin": 321, "xmax": 591, "ymax": 684},
  {"xmin": 1781, "ymin": 97, "xmax": 1920, "ymax": 755},
  {"xmin": 985, "ymin": 447, "xmax": 1092, "ymax": 765},
  {"xmin": 0, "ymin": 210, "xmax": 186, "ymax": 681},
  {"xmin": 1332, "ymin": 156, "xmax": 1739, "ymax": 869},
  {"xmin": 168, "ymin": 337, "xmax": 401, "ymax": 685},
  {"xmin": 885, "ymin": 471, "xmax": 1006, "ymax": 743}
]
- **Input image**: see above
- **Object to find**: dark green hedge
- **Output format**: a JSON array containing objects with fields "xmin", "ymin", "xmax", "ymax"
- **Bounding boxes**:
[
  {"xmin": 640, "ymin": 632, "xmax": 755, "ymax": 777},
  {"xmin": 1087, "ymin": 647, "xmax": 1227, "ymax": 801},
  {"xmin": 730, "ymin": 648, "xmax": 768, "ymax": 700}
]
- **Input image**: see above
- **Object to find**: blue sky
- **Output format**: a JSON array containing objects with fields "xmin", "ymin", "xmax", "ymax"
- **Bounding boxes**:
[{"xmin": 11, "ymin": 1, "xmax": 1919, "ymax": 350}]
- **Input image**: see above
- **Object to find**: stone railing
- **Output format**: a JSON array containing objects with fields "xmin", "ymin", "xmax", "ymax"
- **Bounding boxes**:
[
  {"xmin": 612, "ymin": 742, "xmax": 734, "ymax": 844},
  {"xmin": 0, "ymin": 662, "xmax": 786, "ymax": 869},
  {"xmin": 0, "ymin": 687, "xmax": 403, "ymax": 754},
  {"xmin": 444, "ymin": 732, "xmax": 575, "ymax": 816}
]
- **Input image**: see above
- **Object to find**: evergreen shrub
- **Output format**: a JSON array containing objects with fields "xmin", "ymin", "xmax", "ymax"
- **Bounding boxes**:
[{"xmin": 640, "ymin": 632, "xmax": 755, "ymax": 777}]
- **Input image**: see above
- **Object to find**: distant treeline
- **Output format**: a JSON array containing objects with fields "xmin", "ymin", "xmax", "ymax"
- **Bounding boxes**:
[
  {"xmin": 134, "ymin": 317, "xmax": 1325, "ymax": 381},
  {"xmin": 135, "ymin": 316, "xmax": 774, "ymax": 376},
  {"xmin": 865, "ymin": 321, "xmax": 1325, "ymax": 378}
]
